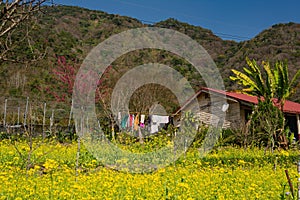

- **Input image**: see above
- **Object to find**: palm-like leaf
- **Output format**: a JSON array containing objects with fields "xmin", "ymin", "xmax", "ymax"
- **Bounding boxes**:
[
  {"xmin": 263, "ymin": 61, "xmax": 275, "ymax": 98},
  {"xmin": 230, "ymin": 69, "xmax": 258, "ymax": 95},
  {"xmin": 231, "ymin": 58, "xmax": 300, "ymax": 108},
  {"xmin": 288, "ymin": 68, "xmax": 300, "ymax": 98}
]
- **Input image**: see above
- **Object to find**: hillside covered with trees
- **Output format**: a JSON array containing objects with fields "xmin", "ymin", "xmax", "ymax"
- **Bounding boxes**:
[{"xmin": 1, "ymin": 5, "xmax": 300, "ymax": 108}]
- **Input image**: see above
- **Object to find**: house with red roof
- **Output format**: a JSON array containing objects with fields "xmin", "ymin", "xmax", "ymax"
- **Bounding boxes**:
[{"xmin": 173, "ymin": 87, "xmax": 300, "ymax": 140}]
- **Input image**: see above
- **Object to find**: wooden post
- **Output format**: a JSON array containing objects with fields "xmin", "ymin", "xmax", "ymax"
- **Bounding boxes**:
[
  {"xmin": 30, "ymin": 104, "xmax": 34, "ymax": 135},
  {"xmin": 138, "ymin": 126, "xmax": 143, "ymax": 144},
  {"xmin": 274, "ymin": 156, "xmax": 278, "ymax": 171},
  {"xmin": 42, "ymin": 102, "xmax": 46, "ymax": 139},
  {"xmin": 17, "ymin": 106, "xmax": 20, "ymax": 125},
  {"xmin": 184, "ymin": 138, "xmax": 187, "ymax": 160},
  {"xmin": 298, "ymin": 161, "xmax": 300, "ymax": 200},
  {"xmin": 97, "ymin": 120, "xmax": 104, "ymax": 141},
  {"xmin": 86, "ymin": 116, "xmax": 89, "ymax": 132},
  {"xmin": 111, "ymin": 121, "xmax": 115, "ymax": 141},
  {"xmin": 3, "ymin": 99, "xmax": 7, "ymax": 127},
  {"xmin": 297, "ymin": 115, "xmax": 300, "ymax": 141},
  {"xmin": 285, "ymin": 169, "xmax": 294, "ymax": 198},
  {"xmin": 50, "ymin": 109, "xmax": 54, "ymax": 135},
  {"xmin": 68, "ymin": 99, "xmax": 73, "ymax": 128},
  {"xmin": 173, "ymin": 130, "xmax": 177, "ymax": 168},
  {"xmin": 76, "ymin": 107, "xmax": 84, "ymax": 179},
  {"xmin": 24, "ymin": 97, "xmax": 29, "ymax": 127}
]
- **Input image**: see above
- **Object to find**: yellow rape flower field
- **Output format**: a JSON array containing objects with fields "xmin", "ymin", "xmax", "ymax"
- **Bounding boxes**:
[{"xmin": 0, "ymin": 139, "xmax": 299, "ymax": 200}]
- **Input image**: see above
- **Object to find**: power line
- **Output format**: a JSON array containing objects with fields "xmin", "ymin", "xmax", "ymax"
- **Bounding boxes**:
[
  {"xmin": 46, "ymin": 2, "xmax": 252, "ymax": 41},
  {"xmin": 140, "ymin": 19, "xmax": 251, "ymax": 41},
  {"xmin": 213, "ymin": 32, "xmax": 252, "ymax": 41},
  {"xmin": 114, "ymin": 0, "xmax": 255, "ymax": 31}
]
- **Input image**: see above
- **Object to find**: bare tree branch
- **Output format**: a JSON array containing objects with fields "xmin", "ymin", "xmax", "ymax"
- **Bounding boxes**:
[
  {"xmin": 0, "ymin": 0, "xmax": 49, "ymax": 63},
  {"xmin": 0, "ymin": 0, "xmax": 47, "ymax": 37}
]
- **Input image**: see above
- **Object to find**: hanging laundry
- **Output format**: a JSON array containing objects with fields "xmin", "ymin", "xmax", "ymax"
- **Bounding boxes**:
[
  {"xmin": 140, "ymin": 114, "xmax": 145, "ymax": 128},
  {"xmin": 134, "ymin": 114, "xmax": 139, "ymax": 131},
  {"xmin": 150, "ymin": 123, "xmax": 158, "ymax": 134},
  {"xmin": 150, "ymin": 115, "xmax": 169, "ymax": 134},
  {"xmin": 152, "ymin": 115, "xmax": 169, "ymax": 124},
  {"xmin": 118, "ymin": 112, "xmax": 121, "ymax": 124},
  {"xmin": 150, "ymin": 114, "xmax": 157, "ymax": 134},
  {"xmin": 127, "ymin": 115, "xmax": 130, "ymax": 130},
  {"xmin": 129, "ymin": 114, "xmax": 134, "ymax": 127},
  {"xmin": 121, "ymin": 114, "xmax": 129, "ymax": 129},
  {"xmin": 140, "ymin": 114, "xmax": 145, "ymax": 123}
]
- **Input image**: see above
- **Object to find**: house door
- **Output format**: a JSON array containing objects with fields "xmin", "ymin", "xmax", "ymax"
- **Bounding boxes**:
[{"xmin": 285, "ymin": 115, "xmax": 298, "ymax": 141}]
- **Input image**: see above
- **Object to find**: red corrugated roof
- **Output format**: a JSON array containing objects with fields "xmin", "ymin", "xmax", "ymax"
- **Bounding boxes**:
[{"xmin": 202, "ymin": 87, "xmax": 300, "ymax": 114}]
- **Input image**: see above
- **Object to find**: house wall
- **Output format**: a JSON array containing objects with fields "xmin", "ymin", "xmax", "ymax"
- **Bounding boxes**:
[
  {"xmin": 225, "ymin": 101, "xmax": 242, "ymax": 129},
  {"xmin": 175, "ymin": 91, "xmax": 300, "ymax": 136},
  {"xmin": 174, "ymin": 92, "xmax": 242, "ymax": 129},
  {"xmin": 240, "ymin": 108, "xmax": 245, "ymax": 124}
]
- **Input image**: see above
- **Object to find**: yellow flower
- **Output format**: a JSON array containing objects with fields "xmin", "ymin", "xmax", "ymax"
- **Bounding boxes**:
[
  {"xmin": 43, "ymin": 159, "xmax": 59, "ymax": 171},
  {"xmin": 280, "ymin": 150, "xmax": 289, "ymax": 156},
  {"xmin": 178, "ymin": 182, "xmax": 189, "ymax": 189},
  {"xmin": 238, "ymin": 159, "xmax": 246, "ymax": 165}
]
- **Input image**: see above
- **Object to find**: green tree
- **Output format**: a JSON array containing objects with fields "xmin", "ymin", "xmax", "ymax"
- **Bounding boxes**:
[{"xmin": 230, "ymin": 57, "xmax": 300, "ymax": 149}]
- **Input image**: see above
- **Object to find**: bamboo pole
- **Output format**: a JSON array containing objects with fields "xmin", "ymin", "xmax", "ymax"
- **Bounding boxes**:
[
  {"xmin": 297, "ymin": 161, "xmax": 300, "ymax": 200},
  {"xmin": 285, "ymin": 169, "xmax": 294, "ymax": 198},
  {"xmin": 17, "ymin": 106, "xmax": 20, "ymax": 125},
  {"xmin": 76, "ymin": 107, "xmax": 84, "ymax": 179},
  {"xmin": 68, "ymin": 99, "xmax": 73, "ymax": 128},
  {"xmin": 297, "ymin": 115, "xmax": 300, "ymax": 141},
  {"xmin": 138, "ymin": 126, "xmax": 143, "ymax": 144},
  {"xmin": 3, "ymin": 99, "xmax": 7, "ymax": 127},
  {"xmin": 42, "ymin": 102, "xmax": 46, "ymax": 139},
  {"xmin": 184, "ymin": 138, "xmax": 187, "ymax": 160},
  {"xmin": 24, "ymin": 97, "xmax": 29, "ymax": 127},
  {"xmin": 50, "ymin": 109, "xmax": 54, "ymax": 135}
]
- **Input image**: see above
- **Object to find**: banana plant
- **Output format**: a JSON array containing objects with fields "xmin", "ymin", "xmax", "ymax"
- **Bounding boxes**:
[
  {"xmin": 230, "ymin": 57, "xmax": 270, "ymax": 101},
  {"xmin": 274, "ymin": 60, "xmax": 300, "ymax": 108},
  {"xmin": 230, "ymin": 57, "xmax": 300, "ymax": 106},
  {"xmin": 230, "ymin": 57, "xmax": 300, "ymax": 149}
]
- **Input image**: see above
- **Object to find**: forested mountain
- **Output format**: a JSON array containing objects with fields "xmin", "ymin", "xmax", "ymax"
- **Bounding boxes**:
[{"xmin": 1, "ymin": 5, "xmax": 300, "ymax": 107}]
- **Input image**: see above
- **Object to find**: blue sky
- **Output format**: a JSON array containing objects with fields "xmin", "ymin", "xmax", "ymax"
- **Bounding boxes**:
[{"xmin": 54, "ymin": 0, "xmax": 300, "ymax": 41}]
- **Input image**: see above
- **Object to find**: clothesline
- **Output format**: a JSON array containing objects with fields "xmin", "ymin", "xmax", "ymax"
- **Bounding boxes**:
[
  {"xmin": 118, "ymin": 112, "xmax": 171, "ymax": 134},
  {"xmin": 116, "ymin": 110, "xmax": 171, "ymax": 115}
]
